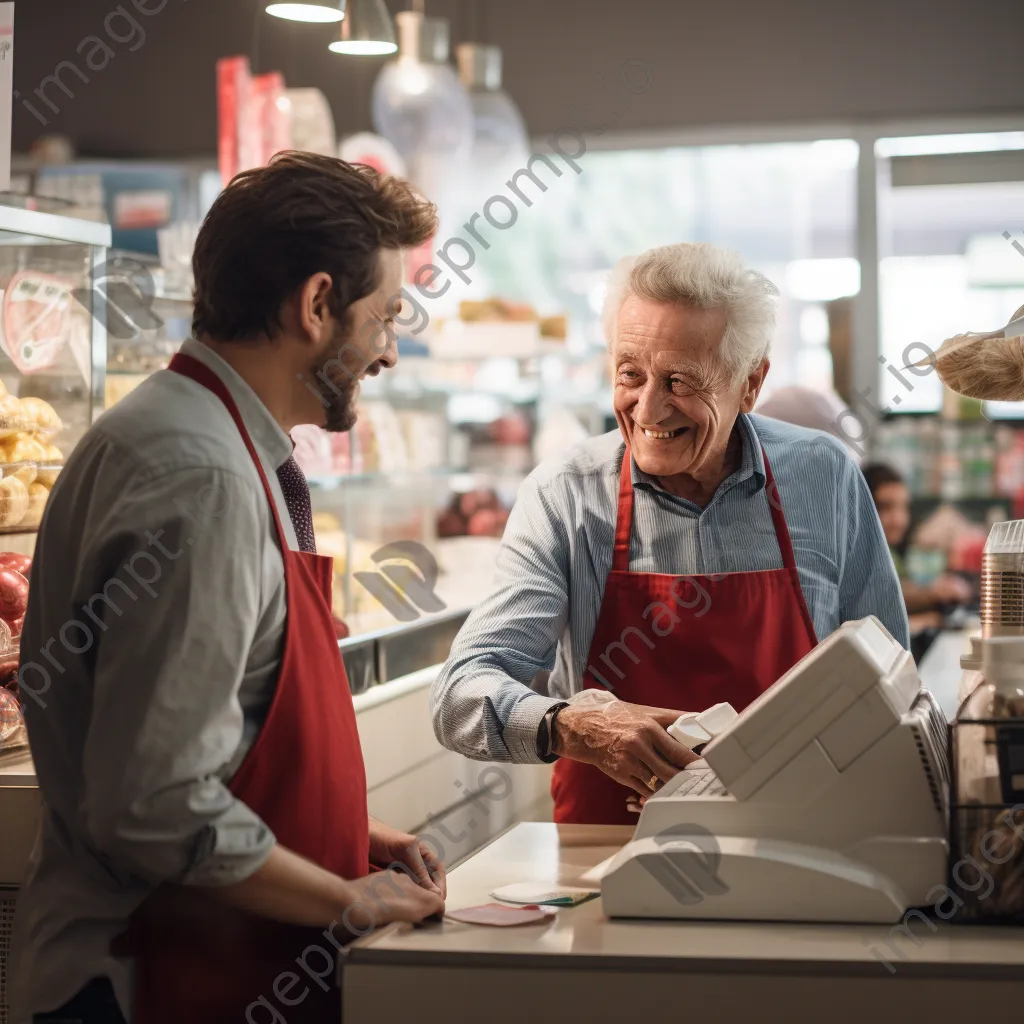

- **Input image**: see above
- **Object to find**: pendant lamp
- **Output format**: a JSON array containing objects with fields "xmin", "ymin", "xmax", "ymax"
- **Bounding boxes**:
[
  {"xmin": 457, "ymin": 43, "xmax": 530, "ymax": 187},
  {"xmin": 266, "ymin": 2, "xmax": 346, "ymax": 23},
  {"xmin": 329, "ymin": 0, "xmax": 397, "ymax": 55},
  {"xmin": 371, "ymin": 10, "xmax": 474, "ymax": 204}
]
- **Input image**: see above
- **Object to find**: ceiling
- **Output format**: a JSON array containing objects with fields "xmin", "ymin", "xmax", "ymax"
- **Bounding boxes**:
[{"xmin": 12, "ymin": 0, "xmax": 1024, "ymax": 160}]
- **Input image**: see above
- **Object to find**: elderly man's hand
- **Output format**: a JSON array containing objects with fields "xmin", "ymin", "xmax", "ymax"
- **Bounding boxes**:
[{"xmin": 551, "ymin": 700, "xmax": 700, "ymax": 795}]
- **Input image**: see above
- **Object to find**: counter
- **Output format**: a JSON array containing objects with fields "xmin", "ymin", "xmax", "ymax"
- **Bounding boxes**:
[
  {"xmin": 0, "ymin": 660, "xmax": 551, "ymax": 1019},
  {"xmin": 343, "ymin": 822, "xmax": 1024, "ymax": 1024},
  {"xmin": 916, "ymin": 627, "xmax": 971, "ymax": 720}
]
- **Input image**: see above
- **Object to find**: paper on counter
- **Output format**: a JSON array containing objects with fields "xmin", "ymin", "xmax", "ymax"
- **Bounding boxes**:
[
  {"xmin": 446, "ymin": 903, "xmax": 557, "ymax": 927},
  {"xmin": 579, "ymin": 853, "xmax": 619, "ymax": 887},
  {"xmin": 490, "ymin": 883, "xmax": 599, "ymax": 906}
]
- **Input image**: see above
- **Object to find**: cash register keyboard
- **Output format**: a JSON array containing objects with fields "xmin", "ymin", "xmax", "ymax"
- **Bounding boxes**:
[{"xmin": 671, "ymin": 765, "xmax": 728, "ymax": 798}]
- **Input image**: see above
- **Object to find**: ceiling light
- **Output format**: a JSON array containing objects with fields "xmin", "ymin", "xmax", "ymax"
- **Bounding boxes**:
[
  {"xmin": 329, "ymin": 0, "xmax": 396, "ymax": 55},
  {"xmin": 266, "ymin": 3, "xmax": 346, "ymax": 24}
]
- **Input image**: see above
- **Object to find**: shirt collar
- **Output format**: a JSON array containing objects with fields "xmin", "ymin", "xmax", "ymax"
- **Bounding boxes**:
[
  {"xmin": 630, "ymin": 413, "xmax": 766, "ymax": 495},
  {"xmin": 179, "ymin": 338, "xmax": 295, "ymax": 471}
]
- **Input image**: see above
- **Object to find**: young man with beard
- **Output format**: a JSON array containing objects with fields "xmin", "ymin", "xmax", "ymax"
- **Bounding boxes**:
[{"xmin": 11, "ymin": 153, "xmax": 445, "ymax": 1024}]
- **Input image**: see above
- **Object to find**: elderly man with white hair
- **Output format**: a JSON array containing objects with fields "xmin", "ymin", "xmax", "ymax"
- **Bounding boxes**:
[{"xmin": 431, "ymin": 243, "xmax": 908, "ymax": 825}]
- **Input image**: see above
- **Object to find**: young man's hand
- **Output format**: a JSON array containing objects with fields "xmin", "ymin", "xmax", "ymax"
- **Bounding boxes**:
[
  {"xmin": 340, "ymin": 869, "xmax": 445, "ymax": 932},
  {"xmin": 368, "ymin": 818, "xmax": 446, "ymax": 898}
]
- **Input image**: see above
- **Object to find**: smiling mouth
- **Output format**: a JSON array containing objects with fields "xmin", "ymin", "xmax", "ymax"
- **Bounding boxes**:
[{"xmin": 640, "ymin": 426, "xmax": 687, "ymax": 439}]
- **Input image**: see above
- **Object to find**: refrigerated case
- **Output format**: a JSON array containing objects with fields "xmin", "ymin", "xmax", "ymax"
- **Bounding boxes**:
[
  {"xmin": 0, "ymin": 204, "xmax": 111, "ymax": 549},
  {"xmin": 0, "ymin": 204, "xmax": 111, "ymax": 766},
  {"xmin": 0, "ymin": 207, "xmax": 111, "ymax": 1017}
]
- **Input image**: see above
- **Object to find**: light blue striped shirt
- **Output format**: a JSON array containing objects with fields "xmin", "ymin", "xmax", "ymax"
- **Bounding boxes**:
[{"xmin": 430, "ymin": 414, "xmax": 909, "ymax": 764}]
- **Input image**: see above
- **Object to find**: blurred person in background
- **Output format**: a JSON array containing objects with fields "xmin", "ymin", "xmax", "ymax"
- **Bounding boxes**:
[
  {"xmin": 756, "ymin": 385, "xmax": 863, "ymax": 465},
  {"xmin": 862, "ymin": 462, "xmax": 973, "ymax": 634}
]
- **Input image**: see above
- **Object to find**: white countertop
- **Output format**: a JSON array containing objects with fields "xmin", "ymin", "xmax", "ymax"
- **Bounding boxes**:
[
  {"xmin": 347, "ymin": 823, "xmax": 1024, "ymax": 977},
  {"xmin": 917, "ymin": 628, "xmax": 971, "ymax": 720}
]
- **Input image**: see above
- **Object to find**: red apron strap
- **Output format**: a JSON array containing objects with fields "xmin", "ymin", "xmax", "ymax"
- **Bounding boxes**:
[
  {"xmin": 761, "ymin": 446, "xmax": 816, "ymax": 641},
  {"xmin": 761, "ymin": 447, "xmax": 798, "ymax": 572},
  {"xmin": 612, "ymin": 446, "xmax": 634, "ymax": 572},
  {"xmin": 168, "ymin": 353, "xmax": 290, "ymax": 549}
]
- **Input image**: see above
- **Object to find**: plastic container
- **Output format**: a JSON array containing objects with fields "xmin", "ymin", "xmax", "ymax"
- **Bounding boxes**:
[
  {"xmin": 0, "ymin": 462, "xmax": 58, "ymax": 531},
  {"xmin": 981, "ymin": 520, "xmax": 1024, "ymax": 638}
]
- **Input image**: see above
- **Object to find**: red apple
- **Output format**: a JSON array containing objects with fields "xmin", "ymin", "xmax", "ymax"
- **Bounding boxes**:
[
  {"xmin": 0, "ymin": 553, "xmax": 31, "ymax": 578},
  {"xmin": 0, "ymin": 569, "xmax": 28, "ymax": 622}
]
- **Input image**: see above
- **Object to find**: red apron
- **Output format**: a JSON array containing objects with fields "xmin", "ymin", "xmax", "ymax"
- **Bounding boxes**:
[
  {"xmin": 123, "ymin": 354, "xmax": 369, "ymax": 1022},
  {"xmin": 550, "ymin": 444, "xmax": 817, "ymax": 825}
]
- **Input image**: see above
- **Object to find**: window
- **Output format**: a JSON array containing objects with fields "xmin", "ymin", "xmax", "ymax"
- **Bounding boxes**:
[
  {"xmin": 876, "ymin": 132, "xmax": 1024, "ymax": 414},
  {"xmin": 472, "ymin": 139, "xmax": 859, "ymax": 393}
]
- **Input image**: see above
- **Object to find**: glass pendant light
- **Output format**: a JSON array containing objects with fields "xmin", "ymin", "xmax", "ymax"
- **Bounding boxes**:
[
  {"xmin": 371, "ymin": 11, "xmax": 474, "ymax": 209},
  {"xmin": 329, "ymin": 0, "xmax": 397, "ymax": 55},
  {"xmin": 456, "ymin": 43, "xmax": 530, "ymax": 191},
  {"xmin": 266, "ymin": 2, "xmax": 346, "ymax": 23}
]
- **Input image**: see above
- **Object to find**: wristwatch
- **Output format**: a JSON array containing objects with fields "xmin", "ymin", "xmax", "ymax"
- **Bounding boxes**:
[{"xmin": 537, "ymin": 702, "xmax": 569, "ymax": 762}]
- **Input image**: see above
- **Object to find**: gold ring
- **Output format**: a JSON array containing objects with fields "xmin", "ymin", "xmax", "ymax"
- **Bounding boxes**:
[{"xmin": 647, "ymin": 774, "xmax": 658, "ymax": 791}]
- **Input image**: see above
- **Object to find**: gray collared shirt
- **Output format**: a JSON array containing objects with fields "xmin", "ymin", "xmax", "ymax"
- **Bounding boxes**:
[
  {"xmin": 11, "ymin": 339, "xmax": 298, "ymax": 1021},
  {"xmin": 430, "ymin": 414, "xmax": 910, "ymax": 765}
]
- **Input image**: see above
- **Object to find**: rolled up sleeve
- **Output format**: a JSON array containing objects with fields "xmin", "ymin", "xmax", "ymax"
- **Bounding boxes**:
[
  {"xmin": 431, "ymin": 473, "xmax": 571, "ymax": 764},
  {"xmin": 81, "ymin": 466, "xmax": 276, "ymax": 887}
]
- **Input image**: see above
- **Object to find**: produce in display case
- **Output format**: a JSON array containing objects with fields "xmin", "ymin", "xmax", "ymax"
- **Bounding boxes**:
[
  {"xmin": 0, "ymin": 204, "xmax": 110, "ymax": 546},
  {"xmin": 0, "ymin": 393, "xmax": 65, "ymax": 530},
  {"xmin": 0, "ymin": 204, "xmax": 110, "ymax": 746},
  {"xmin": 0, "ymin": 550, "xmax": 32, "ymax": 760}
]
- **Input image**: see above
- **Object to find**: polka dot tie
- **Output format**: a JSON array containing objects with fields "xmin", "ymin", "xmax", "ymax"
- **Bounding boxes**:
[{"xmin": 276, "ymin": 453, "xmax": 317, "ymax": 554}]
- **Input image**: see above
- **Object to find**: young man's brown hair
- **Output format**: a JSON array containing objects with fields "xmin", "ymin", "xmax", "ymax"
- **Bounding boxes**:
[{"xmin": 191, "ymin": 151, "xmax": 438, "ymax": 341}]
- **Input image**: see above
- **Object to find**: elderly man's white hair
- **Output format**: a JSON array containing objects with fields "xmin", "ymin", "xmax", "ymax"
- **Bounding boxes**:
[{"xmin": 601, "ymin": 243, "xmax": 780, "ymax": 381}]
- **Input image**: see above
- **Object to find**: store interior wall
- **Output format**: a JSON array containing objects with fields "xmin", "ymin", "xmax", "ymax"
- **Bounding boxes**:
[{"xmin": 12, "ymin": 0, "xmax": 1024, "ymax": 159}]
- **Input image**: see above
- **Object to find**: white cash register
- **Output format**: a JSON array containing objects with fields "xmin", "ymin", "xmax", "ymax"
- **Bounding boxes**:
[{"xmin": 600, "ymin": 617, "xmax": 950, "ymax": 924}]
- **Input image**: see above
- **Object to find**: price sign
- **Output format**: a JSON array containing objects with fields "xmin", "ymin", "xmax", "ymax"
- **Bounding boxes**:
[{"xmin": 1, "ymin": 271, "xmax": 74, "ymax": 374}]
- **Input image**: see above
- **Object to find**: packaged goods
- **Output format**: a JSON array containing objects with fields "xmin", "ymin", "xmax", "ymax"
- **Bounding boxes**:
[
  {"xmin": 0, "ymin": 394, "xmax": 27, "ymax": 438},
  {"xmin": 19, "ymin": 396, "xmax": 62, "ymax": 435},
  {"xmin": 437, "ymin": 487, "xmax": 509, "ymax": 538},
  {"xmin": 37, "ymin": 445, "xmax": 63, "ymax": 488},
  {"xmin": 20, "ymin": 482, "xmax": 49, "ymax": 529},
  {"xmin": 1, "ymin": 271, "xmax": 75, "ymax": 375},
  {"xmin": 1, "ymin": 434, "xmax": 48, "ymax": 486},
  {"xmin": 0, "ymin": 687, "xmax": 23, "ymax": 745},
  {"xmin": 0, "ymin": 477, "xmax": 29, "ymax": 528}
]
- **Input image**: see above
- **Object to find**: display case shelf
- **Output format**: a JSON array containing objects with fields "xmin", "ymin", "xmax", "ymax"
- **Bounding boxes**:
[{"xmin": 306, "ymin": 467, "xmax": 527, "ymax": 491}]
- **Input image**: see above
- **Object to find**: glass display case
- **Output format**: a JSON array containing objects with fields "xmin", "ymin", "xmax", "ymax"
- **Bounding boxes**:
[
  {"xmin": 0, "ymin": 202, "xmax": 111, "ymax": 760},
  {"xmin": 0, "ymin": 204, "xmax": 111, "ymax": 548}
]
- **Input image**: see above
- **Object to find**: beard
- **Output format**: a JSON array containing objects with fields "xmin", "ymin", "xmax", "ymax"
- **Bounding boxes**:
[{"xmin": 308, "ymin": 322, "xmax": 362, "ymax": 433}]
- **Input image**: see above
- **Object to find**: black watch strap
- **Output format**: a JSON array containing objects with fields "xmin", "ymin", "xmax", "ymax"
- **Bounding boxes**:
[{"xmin": 537, "ymin": 702, "xmax": 569, "ymax": 762}]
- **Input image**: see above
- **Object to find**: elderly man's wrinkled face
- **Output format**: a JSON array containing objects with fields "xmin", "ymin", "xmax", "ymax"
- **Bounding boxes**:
[{"xmin": 612, "ymin": 296, "xmax": 766, "ymax": 482}]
